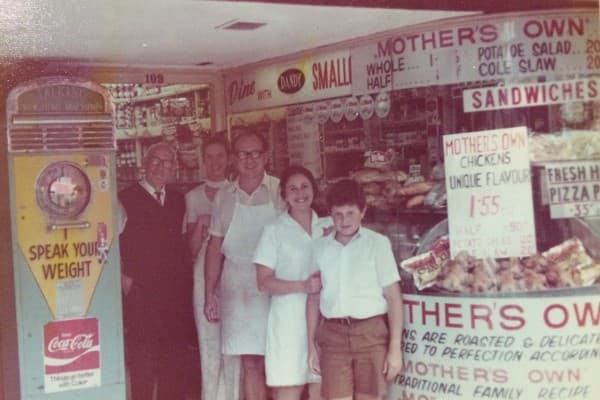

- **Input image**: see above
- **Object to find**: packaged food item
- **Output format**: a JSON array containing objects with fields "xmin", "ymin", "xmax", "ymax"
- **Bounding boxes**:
[
  {"xmin": 575, "ymin": 263, "xmax": 600, "ymax": 286},
  {"xmin": 400, "ymin": 252, "xmax": 441, "ymax": 290},
  {"xmin": 542, "ymin": 238, "xmax": 592, "ymax": 270},
  {"xmin": 401, "ymin": 238, "xmax": 599, "ymax": 294}
]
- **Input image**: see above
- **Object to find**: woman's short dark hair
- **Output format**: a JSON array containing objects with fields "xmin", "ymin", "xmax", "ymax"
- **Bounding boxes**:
[
  {"xmin": 201, "ymin": 135, "xmax": 230, "ymax": 159},
  {"xmin": 326, "ymin": 179, "xmax": 366, "ymax": 211},
  {"xmin": 279, "ymin": 165, "xmax": 318, "ymax": 200},
  {"xmin": 231, "ymin": 131, "xmax": 269, "ymax": 152}
]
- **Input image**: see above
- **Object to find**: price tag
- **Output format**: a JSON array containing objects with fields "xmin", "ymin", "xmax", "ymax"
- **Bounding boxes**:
[
  {"xmin": 409, "ymin": 163, "xmax": 422, "ymax": 179},
  {"xmin": 544, "ymin": 160, "xmax": 600, "ymax": 219}
]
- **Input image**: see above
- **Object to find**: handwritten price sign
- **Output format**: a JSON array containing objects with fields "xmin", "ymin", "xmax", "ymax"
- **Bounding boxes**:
[{"xmin": 443, "ymin": 127, "xmax": 537, "ymax": 258}]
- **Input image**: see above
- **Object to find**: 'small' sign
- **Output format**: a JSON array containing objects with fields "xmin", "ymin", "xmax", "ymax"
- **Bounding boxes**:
[{"xmin": 225, "ymin": 50, "xmax": 353, "ymax": 113}]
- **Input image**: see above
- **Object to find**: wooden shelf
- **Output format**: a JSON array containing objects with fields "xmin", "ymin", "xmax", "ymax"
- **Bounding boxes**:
[
  {"xmin": 323, "ymin": 148, "xmax": 366, "ymax": 154},
  {"xmin": 382, "ymin": 118, "xmax": 426, "ymax": 125},
  {"xmin": 112, "ymin": 84, "xmax": 207, "ymax": 105},
  {"xmin": 325, "ymin": 127, "xmax": 365, "ymax": 134}
]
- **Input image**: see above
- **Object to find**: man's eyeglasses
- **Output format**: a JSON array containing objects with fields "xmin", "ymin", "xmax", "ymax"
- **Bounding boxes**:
[
  {"xmin": 149, "ymin": 157, "xmax": 175, "ymax": 168},
  {"xmin": 235, "ymin": 150, "xmax": 264, "ymax": 160}
]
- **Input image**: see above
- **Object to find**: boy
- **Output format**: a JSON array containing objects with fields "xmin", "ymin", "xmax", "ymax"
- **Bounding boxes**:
[{"xmin": 306, "ymin": 179, "xmax": 403, "ymax": 400}]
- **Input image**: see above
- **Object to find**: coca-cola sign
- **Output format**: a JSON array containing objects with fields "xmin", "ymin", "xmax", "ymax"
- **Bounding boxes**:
[
  {"xmin": 48, "ymin": 333, "xmax": 94, "ymax": 353},
  {"xmin": 277, "ymin": 68, "xmax": 305, "ymax": 94},
  {"xmin": 44, "ymin": 318, "xmax": 100, "ymax": 377}
]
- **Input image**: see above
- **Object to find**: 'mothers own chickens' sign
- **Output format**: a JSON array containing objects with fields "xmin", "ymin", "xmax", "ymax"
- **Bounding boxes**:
[{"xmin": 443, "ymin": 126, "xmax": 536, "ymax": 258}]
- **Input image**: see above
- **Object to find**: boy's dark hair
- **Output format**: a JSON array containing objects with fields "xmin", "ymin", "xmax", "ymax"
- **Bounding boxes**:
[
  {"xmin": 201, "ymin": 135, "xmax": 230, "ymax": 159},
  {"xmin": 326, "ymin": 179, "xmax": 366, "ymax": 211},
  {"xmin": 231, "ymin": 131, "xmax": 269, "ymax": 152},
  {"xmin": 279, "ymin": 165, "xmax": 318, "ymax": 200}
]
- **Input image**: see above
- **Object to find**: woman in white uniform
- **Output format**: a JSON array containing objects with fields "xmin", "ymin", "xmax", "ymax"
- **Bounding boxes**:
[
  {"xmin": 185, "ymin": 136, "xmax": 240, "ymax": 400},
  {"xmin": 253, "ymin": 166, "xmax": 332, "ymax": 400}
]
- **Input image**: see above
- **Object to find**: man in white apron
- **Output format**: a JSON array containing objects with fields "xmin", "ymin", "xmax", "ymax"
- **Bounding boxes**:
[
  {"xmin": 204, "ymin": 132, "xmax": 285, "ymax": 400},
  {"xmin": 185, "ymin": 136, "xmax": 241, "ymax": 400}
]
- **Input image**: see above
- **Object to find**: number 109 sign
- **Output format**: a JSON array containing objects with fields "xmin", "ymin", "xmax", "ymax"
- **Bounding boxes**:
[{"xmin": 443, "ymin": 126, "xmax": 537, "ymax": 258}]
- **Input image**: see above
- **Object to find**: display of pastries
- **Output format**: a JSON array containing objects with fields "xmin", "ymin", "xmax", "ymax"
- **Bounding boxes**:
[
  {"xmin": 529, "ymin": 130, "xmax": 600, "ymax": 162},
  {"xmin": 400, "ymin": 238, "xmax": 600, "ymax": 294},
  {"xmin": 350, "ymin": 168, "xmax": 435, "ymax": 212}
]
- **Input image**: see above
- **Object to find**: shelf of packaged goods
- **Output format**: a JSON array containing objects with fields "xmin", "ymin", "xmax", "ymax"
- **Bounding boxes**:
[
  {"xmin": 382, "ymin": 118, "xmax": 427, "ymax": 126},
  {"xmin": 111, "ymin": 84, "xmax": 207, "ymax": 105},
  {"xmin": 324, "ymin": 128, "xmax": 365, "ymax": 135},
  {"xmin": 115, "ymin": 117, "xmax": 211, "ymax": 140},
  {"xmin": 323, "ymin": 148, "xmax": 366, "ymax": 154}
]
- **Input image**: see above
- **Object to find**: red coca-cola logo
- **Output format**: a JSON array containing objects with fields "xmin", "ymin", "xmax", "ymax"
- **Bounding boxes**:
[
  {"xmin": 44, "ymin": 318, "xmax": 100, "ymax": 375},
  {"xmin": 48, "ymin": 333, "xmax": 94, "ymax": 353},
  {"xmin": 278, "ymin": 68, "xmax": 305, "ymax": 94}
]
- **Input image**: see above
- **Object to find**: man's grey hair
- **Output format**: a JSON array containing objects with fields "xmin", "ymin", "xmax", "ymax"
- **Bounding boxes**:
[{"xmin": 144, "ymin": 142, "xmax": 177, "ymax": 164}]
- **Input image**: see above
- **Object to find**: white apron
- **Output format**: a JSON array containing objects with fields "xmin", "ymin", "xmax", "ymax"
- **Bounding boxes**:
[
  {"xmin": 220, "ymin": 196, "xmax": 277, "ymax": 355},
  {"xmin": 193, "ymin": 242, "xmax": 241, "ymax": 400}
]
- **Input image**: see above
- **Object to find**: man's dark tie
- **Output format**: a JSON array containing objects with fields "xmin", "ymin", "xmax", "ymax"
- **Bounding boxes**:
[{"xmin": 154, "ymin": 191, "xmax": 162, "ymax": 206}]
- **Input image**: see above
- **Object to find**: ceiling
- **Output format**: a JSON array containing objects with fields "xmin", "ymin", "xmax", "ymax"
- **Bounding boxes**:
[{"xmin": 0, "ymin": 1, "xmax": 595, "ymax": 71}]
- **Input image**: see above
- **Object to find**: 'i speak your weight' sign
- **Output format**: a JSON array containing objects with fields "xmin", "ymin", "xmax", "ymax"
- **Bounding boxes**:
[{"xmin": 443, "ymin": 126, "xmax": 536, "ymax": 258}]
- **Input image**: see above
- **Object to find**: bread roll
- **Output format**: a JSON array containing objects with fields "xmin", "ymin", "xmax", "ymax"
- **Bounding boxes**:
[
  {"xmin": 406, "ymin": 194, "xmax": 425, "ymax": 208},
  {"xmin": 381, "ymin": 170, "xmax": 408, "ymax": 182},
  {"xmin": 352, "ymin": 168, "xmax": 384, "ymax": 183},
  {"xmin": 382, "ymin": 180, "xmax": 403, "ymax": 198},
  {"xmin": 363, "ymin": 182, "xmax": 381, "ymax": 195},
  {"xmin": 398, "ymin": 181, "xmax": 433, "ymax": 196}
]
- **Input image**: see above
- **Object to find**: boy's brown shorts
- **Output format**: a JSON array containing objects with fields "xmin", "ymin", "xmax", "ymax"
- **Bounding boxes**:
[{"xmin": 316, "ymin": 314, "xmax": 389, "ymax": 399}]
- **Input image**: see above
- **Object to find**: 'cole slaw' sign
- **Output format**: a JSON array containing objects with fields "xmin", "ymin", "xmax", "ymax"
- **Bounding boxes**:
[
  {"xmin": 387, "ymin": 293, "xmax": 600, "ymax": 400},
  {"xmin": 443, "ymin": 126, "xmax": 536, "ymax": 258},
  {"xmin": 43, "ymin": 317, "xmax": 100, "ymax": 393}
]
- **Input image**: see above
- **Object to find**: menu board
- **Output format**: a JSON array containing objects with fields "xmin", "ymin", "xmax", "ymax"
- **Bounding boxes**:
[
  {"xmin": 286, "ymin": 107, "xmax": 322, "ymax": 178},
  {"xmin": 351, "ymin": 11, "xmax": 599, "ymax": 95},
  {"xmin": 443, "ymin": 127, "xmax": 536, "ymax": 258},
  {"xmin": 387, "ymin": 293, "xmax": 600, "ymax": 400},
  {"xmin": 545, "ymin": 160, "xmax": 600, "ymax": 219}
]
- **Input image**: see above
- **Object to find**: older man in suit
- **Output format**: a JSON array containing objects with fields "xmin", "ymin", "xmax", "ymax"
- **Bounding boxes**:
[{"xmin": 119, "ymin": 142, "xmax": 189, "ymax": 400}]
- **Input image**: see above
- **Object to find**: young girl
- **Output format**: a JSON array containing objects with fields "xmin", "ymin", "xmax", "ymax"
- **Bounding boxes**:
[
  {"xmin": 185, "ymin": 136, "xmax": 240, "ymax": 400},
  {"xmin": 253, "ymin": 165, "xmax": 331, "ymax": 400}
]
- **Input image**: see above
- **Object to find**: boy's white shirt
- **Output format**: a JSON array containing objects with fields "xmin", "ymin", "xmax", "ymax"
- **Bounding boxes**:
[{"xmin": 311, "ymin": 226, "xmax": 400, "ymax": 319}]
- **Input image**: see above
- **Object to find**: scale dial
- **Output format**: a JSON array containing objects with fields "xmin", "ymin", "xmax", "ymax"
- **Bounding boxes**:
[{"xmin": 35, "ymin": 161, "xmax": 92, "ymax": 219}]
